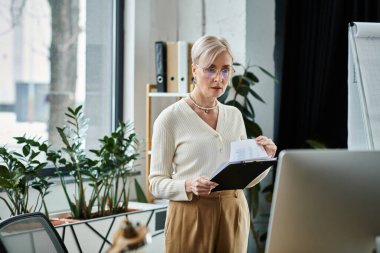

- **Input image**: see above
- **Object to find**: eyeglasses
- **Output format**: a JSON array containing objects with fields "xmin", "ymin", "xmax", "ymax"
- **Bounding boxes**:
[{"xmin": 196, "ymin": 65, "xmax": 235, "ymax": 80}]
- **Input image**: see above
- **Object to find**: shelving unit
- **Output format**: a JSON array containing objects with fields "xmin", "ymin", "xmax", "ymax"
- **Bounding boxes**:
[{"xmin": 145, "ymin": 83, "xmax": 188, "ymax": 202}]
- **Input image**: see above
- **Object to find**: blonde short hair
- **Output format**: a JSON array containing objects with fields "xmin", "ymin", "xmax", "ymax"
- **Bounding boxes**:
[{"xmin": 191, "ymin": 35, "xmax": 234, "ymax": 67}]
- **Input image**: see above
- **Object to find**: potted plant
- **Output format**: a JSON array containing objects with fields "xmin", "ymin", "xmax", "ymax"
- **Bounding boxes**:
[
  {"xmin": 0, "ymin": 136, "xmax": 53, "ymax": 218},
  {"xmin": 0, "ymin": 107, "xmax": 165, "ymax": 252},
  {"xmin": 89, "ymin": 121, "xmax": 147, "ymax": 216},
  {"xmin": 47, "ymin": 105, "xmax": 148, "ymax": 219},
  {"xmin": 45, "ymin": 106, "xmax": 165, "ymax": 252},
  {"xmin": 218, "ymin": 62, "xmax": 275, "ymax": 137},
  {"xmin": 218, "ymin": 62, "xmax": 276, "ymax": 252},
  {"xmin": 47, "ymin": 105, "xmax": 101, "ymax": 220}
]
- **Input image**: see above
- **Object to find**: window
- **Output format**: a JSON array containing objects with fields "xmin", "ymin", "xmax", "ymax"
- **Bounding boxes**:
[{"xmin": 0, "ymin": 0, "xmax": 121, "ymax": 153}]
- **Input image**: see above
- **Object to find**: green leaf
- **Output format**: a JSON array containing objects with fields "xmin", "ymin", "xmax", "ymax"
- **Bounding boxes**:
[
  {"xmin": 245, "ymin": 71, "xmax": 259, "ymax": 83},
  {"xmin": 241, "ymin": 76, "xmax": 256, "ymax": 87},
  {"xmin": 306, "ymin": 139, "xmax": 327, "ymax": 149},
  {"xmin": 0, "ymin": 177, "xmax": 12, "ymax": 188},
  {"xmin": 264, "ymin": 193, "xmax": 272, "ymax": 203},
  {"xmin": 39, "ymin": 143, "xmax": 48, "ymax": 152},
  {"xmin": 29, "ymin": 140, "xmax": 40, "ymax": 147},
  {"xmin": 246, "ymin": 99, "xmax": 255, "ymax": 118},
  {"xmin": 13, "ymin": 152, "xmax": 23, "ymax": 158},
  {"xmin": 14, "ymin": 136, "xmax": 26, "ymax": 143},
  {"xmin": 67, "ymin": 120, "xmax": 77, "ymax": 127},
  {"xmin": 35, "ymin": 163, "xmax": 47, "ymax": 171},
  {"xmin": 244, "ymin": 119, "xmax": 262, "ymax": 138},
  {"xmin": 258, "ymin": 66, "xmax": 276, "ymax": 80},
  {"xmin": 249, "ymin": 88, "xmax": 266, "ymax": 104},
  {"xmin": 134, "ymin": 179, "xmax": 148, "ymax": 203},
  {"xmin": 89, "ymin": 149, "xmax": 100, "ymax": 156},
  {"xmin": 64, "ymin": 113, "xmax": 77, "ymax": 120},
  {"xmin": 232, "ymin": 76, "xmax": 250, "ymax": 96},
  {"xmin": 0, "ymin": 165, "xmax": 10, "ymax": 178},
  {"xmin": 30, "ymin": 151, "xmax": 39, "ymax": 161},
  {"xmin": 261, "ymin": 183, "xmax": 273, "ymax": 193},
  {"xmin": 58, "ymin": 158, "xmax": 66, "ymax": 164},
  {"xmin": 0, "ymin": 147, "xmax": 7, "ymax": 155},
  {"xmin": 56, "ymin": 127, "xmax": 71, "ymax": 147},
  {"xmin": 22, "ymin": 145, "xmax": 31, "ymax": 156},
  {"xmin": 225, "ymin": 101, "xmax": 252, "ymax": 119},
  {"xmin": 74, "ymin": 105, "xmax": 83, "ymax": 115},
  {"xmin": 68, "ymin": 107, "xmax": 76, "ymax": 115}
]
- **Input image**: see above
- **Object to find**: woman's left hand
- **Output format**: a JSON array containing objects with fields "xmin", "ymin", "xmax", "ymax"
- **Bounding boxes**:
[{"xmin": 256, "ymin": 135, "xmax": 277, "ymax": 157}]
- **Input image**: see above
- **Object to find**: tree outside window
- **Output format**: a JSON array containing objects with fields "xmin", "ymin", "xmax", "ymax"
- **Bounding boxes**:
[{"xmin": 0, "ymin": 0, "xmax": 114, "ymax": 152}]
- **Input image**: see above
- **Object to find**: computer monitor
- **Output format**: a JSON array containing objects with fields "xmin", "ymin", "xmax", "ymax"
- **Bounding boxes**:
[{"xmin": 266, "ymin": 150, "xmax": 380, "ymax": 253}]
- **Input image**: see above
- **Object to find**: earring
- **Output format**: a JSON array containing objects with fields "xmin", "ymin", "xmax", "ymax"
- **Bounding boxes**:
[{"xmin": 193, "ymin": 76, "xmax": 197, "ymax": 84}]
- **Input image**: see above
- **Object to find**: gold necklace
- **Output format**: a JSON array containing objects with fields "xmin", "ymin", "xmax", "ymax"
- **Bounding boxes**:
[{"xmin": 188, "ymin": 94, "xmax": 218, "ymax": 114}]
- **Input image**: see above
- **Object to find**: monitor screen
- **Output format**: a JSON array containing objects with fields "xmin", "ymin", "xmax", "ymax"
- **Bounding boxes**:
[{"xmin": 266, "ymin": 149, "xmax": 380, "ymax": 253}]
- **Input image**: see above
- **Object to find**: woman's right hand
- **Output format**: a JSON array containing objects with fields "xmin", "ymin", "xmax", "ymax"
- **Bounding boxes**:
[{"xmin": 185, "ymin": 176, "xmax": 219, "ymax": 196}]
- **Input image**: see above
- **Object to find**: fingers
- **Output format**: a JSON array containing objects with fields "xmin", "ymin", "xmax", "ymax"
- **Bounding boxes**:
[
  {"xmin": 256, "ymin": 135, "xmax": 277, "ymax": 157},
  {"xmin": 256, "ymin": 135, "xmax": 273, "ymax": 145},
  {"xmin": 189, "ymin": 176, "xmax": 219, "ymax": 196}
]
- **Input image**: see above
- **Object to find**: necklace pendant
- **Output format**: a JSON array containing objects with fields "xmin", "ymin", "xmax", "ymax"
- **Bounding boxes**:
[{"xmin": 188, "ymin": 94, "xmax": 217, "ymax": 114}]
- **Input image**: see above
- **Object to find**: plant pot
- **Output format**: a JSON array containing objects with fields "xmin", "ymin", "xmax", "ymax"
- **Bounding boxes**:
[
  {"xmin": 50, "ymin": 218, "xmax": 80, "ymax": 226},
  {"xmin": 52, "ymin": 202, "xmax": 167, "ymax": 253}
]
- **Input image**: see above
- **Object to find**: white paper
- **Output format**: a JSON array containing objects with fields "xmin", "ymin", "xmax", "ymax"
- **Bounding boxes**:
[
  {"xmin": 210, "ymin": 139, "xmax": 274, "ymax": 179},
  {"xmin": 229, "ymin": 139, "xmax": 269, "ymax": 162},
  {"xmin": 348, "ymin": 23, "xmax": 380, "ymax": 149},
  {"xmin": 353, "ymin": 22, "xmax": 380, "ymax": 38}
]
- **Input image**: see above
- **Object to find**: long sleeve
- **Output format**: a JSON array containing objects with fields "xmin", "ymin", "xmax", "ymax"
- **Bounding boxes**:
[{"xmin": 149, "ymin": 117, "xmax": 189, "ymax": 201}]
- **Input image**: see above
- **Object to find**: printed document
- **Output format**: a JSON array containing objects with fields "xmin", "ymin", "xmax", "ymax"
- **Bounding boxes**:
[
  {"xmin": 209, "ymin": 139, "xmax": 277, "ymax": 190},
  {"xmin": 210, "ymin": 139, "xmax": 275, "ymax": 179},
  {"xmin": 229, "ymin": 139, "xmax": 270, "ymax": 162}
]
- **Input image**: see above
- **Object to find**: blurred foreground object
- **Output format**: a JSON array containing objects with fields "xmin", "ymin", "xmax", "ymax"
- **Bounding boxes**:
[{"xmin": 106, "ymin": 217, "xmax": 151, "ymax": 253}]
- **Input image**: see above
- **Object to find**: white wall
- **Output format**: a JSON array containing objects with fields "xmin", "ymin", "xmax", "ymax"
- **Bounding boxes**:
[
  {"xmin": 247, "ymin": 0, "xmax": 276, "ymax": 137},
  {"xmin": 124, "ymin": 0, "xmax": 276, "ymax": 194}
]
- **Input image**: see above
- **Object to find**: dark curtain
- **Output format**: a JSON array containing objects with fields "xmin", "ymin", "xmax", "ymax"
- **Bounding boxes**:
[{"xmin": 277, "ymin": 0, "xmax": 380, "ymax": 150}]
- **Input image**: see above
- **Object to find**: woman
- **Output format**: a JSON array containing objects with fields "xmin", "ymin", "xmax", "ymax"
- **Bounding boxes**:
[{"xmin": 149, "ymin": 35, "xmax": 277, "ymax": 253}]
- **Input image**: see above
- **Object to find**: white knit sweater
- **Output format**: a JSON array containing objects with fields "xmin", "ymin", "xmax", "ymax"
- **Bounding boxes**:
[{"xmin": 149, "ymin": 98, "xmax": 269, "ymax": 201}]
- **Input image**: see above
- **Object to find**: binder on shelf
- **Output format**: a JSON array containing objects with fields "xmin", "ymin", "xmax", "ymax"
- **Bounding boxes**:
[
  {"xmin": 166, "ymin": 41, "xmax": 178, "ymax": 92},
  {"xmin": 188, "ymin": 42, "xmax": 194, "ymax": 92},
  {"xmin": 155, "ymin": 41, "xmax": 167, "ymax": 92},
  {"xmin": 210, "ymin": 158, "xmax": 277, "ymax": 192},
  {"xmin": 178, "ymin": 41, "xmax": 188, "ymax": 93}
]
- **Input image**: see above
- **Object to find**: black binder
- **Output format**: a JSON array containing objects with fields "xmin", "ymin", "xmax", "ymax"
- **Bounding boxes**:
[
  {"xmin": 210, "ymin": 159, "xmax": 277, "ymax": 192},
  {"xmin": 155, "ymin": 41, "xmax": 167, "ymax": 92}
]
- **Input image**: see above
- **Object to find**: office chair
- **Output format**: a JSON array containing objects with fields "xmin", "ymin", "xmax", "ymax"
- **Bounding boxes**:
[{"xmin": 0, "ymin": 212, "xmax": 68, "ymax": 253}]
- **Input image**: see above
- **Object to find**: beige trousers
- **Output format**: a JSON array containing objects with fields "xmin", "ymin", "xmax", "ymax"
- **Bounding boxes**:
[{"xmin": 164, "ymin": 190, "xmax": 250, "ymax": 253}]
